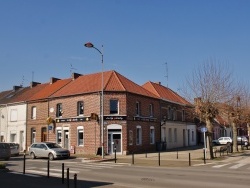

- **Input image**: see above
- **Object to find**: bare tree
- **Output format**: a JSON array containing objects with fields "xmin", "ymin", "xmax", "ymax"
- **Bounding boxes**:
[{"xmin": 183, "ymin": 58, "xmax": 236, "ymax": 159}]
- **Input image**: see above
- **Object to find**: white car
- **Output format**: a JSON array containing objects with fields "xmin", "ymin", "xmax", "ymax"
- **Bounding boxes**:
[{"xmin": 212, "ymin": 137, "xmax": 232, "ymax": 145}]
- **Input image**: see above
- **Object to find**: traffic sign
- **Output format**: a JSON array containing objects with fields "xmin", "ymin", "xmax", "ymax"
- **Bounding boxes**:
[{"xmin": 201, "ymin": 127, "xmax": 207, "ymax": 132}]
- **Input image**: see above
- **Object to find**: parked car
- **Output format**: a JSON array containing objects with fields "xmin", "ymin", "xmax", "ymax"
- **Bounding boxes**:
[
  {"xmin": 0, "ymin": 143, "xmax": 11, "ymax": 160},
  {"xmin": 237, "ymin": 136, "xmax": 249, "ymax": 146},
  {"xmin": 29, "ymin": 142, "xmax": 70, "ymax": 160},
  {"xmin": 212, "ymin": 137, "xmax": 233, "ymax": 145},
  {"xmin": 6, "ymin": 143, "xmax": 20, "ymax": 156}
]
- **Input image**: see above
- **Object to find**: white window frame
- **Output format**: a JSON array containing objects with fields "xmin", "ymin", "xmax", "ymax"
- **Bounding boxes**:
[
  {"xmin": 136, "ymin": 125, "xmax": 142, "ymax": 145},
  {"xmin": 136, "ymin": 101, "xmax": 140, "ymax": 116},
  {"xmin": 149, "ymin": 104, "xmax": 154, "ymax": 117},
  {"xmin": 56, "ymin": 129, "xmax": 62, "ymax": 145},
  {"xmin": 31, "ymin": 106, "xmax": 36, "ymax": 119},
  {"xmin": 77, "ymin": 126, "xmax": 84, "ymax": 146},
  {"xmin": 150, "ymin": 126, "xmax": 155, "ymax": 144}
]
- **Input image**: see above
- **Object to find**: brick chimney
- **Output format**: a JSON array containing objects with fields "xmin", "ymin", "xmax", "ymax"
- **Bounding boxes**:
[
  {"xmin": 13, "ymin": 85, "xmax": 22, "ymax": 91},
  {"xmin": 30, "ymin": 81, "xmax": 41, "ymax": 88},
  {"xmin": 71, "ymin": 73, "xmax": 82, "ymax": 80},
  {"xmin": 50, "ymin": 77, "xmax": 60, "ymax": 84}
]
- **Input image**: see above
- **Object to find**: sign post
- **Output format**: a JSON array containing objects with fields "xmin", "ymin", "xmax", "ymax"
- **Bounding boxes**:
[{"xmin": 201, "ymin": 127, "xmax": 207, "ymax": 159}]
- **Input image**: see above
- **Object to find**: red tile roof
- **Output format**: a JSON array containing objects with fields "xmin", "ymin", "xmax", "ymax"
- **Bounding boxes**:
[
  {"xmin": 142, "ymin": 81, "xmax": 191, "ymax": 105},
  {"xmin": 51, "ymin": 70, "xmax": 159, "ymax": 99}
]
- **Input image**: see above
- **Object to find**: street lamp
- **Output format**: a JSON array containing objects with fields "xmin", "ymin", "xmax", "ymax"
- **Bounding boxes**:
[{"xmin": 84, "ymin": 42, "xmax": 104, "ymax": 159}]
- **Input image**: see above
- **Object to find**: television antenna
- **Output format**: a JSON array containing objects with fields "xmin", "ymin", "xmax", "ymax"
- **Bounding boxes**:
[
  {"xmin": 70, "ymin": 63, "xmax": 77, "ymax": 74},
  {"xmin": 165, "ymin": 62, "xmax": 168, "ymax": 87}
]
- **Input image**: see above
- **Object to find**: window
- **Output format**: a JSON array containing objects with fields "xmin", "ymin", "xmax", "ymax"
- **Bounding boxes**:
[
  {"xmin": 168, "ymin": 107, "xmax": 171, "ymax": 119},
  {"xmin": 129, "ymin": 130, "xmax": 133, "ymax": 145},
  {"xmin": 31, "ymin": 128, "xmax": 36, "ymax": 144},
  {"xmin": 168, "ymin": 128, "xmax": 172, "ymax": 143},
  {"xmin": 192, "ymin": 130, "xmax": 194, "ymax": 142},
  {"xmin": 182, "ymin": 110, "xmax": 185, "ymax": 121},
  {"xmin": 149, "ymin": 104, "xmax": 154, "ymax": 117},
  {"xmin": 10, "ymin": 109, "xmax": 17, "ymax": 122},
  {"xmin": 136, "ymin": 101, "xmax": 141, "ymax": 116},
  {"xmin": 56, "ymin": 103, "xmax": 63, "ymax": 117},
  {"xmin": 136, "ymin": 126, "xmax": 142, "ymax": 145},
  {"xmin": 174, "ymin": 128, "xmax": 177, "ymax": 142},
  {"xmin": 10, "ymin": 133, "xmax": 16, "ymax": 142},
  {"xmin": 77, "ymin": 101, "xmax": 84, "ymax": 116},
  {"xmin": 150, "ymin": 126, "xmax": 155, "ymax": 144},
  {"xmin": 173, "ymin": 108, "xmax": 177, "ymax": 120},
  {"xmin": 56, "ymin": 130, "xmax": 62, "ymax": 145},
  {"xmin": 31, "ymin": 106, "xmax": 36, "ymax": 119},
  {"xmin": 77, "ymin": 126, "xmax": 84, "ymax": 146},
  {"xmin": 110, "ymin": 99, "xmax": 119, "ymax": 114}
]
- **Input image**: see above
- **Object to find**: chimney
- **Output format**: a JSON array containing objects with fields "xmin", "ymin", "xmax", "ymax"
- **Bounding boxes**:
[
  {"xmin": 30, "ymin": 81, "xmax": 41, "ymax": 88},
  {"xmin": 71, "ymin": 72, "xmax": 82, "ymax": 80},
  {"xmin": 13, "ymin": 85, "xmax": 22, "ymax": 91},
  {"xmin": 155, "ymin": 82, "xmax": 161, "ymax": 85},
  {"xmin": 50, "ymin": 77, "xmax": 60, "ymax": 84}
]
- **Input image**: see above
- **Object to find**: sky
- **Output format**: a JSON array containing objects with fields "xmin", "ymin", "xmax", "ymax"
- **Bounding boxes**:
[{"xmin": 0, "ymin": 0, "xmax": 250, "ymax": 93}]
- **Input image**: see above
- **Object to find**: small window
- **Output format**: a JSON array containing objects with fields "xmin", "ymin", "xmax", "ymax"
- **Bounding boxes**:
[
  {"xmin": 168, "ymin": 107, "xmax": 171, "ymax": 119},
  {"xmin": 56, "ymin": 103, "xmax": 63, "ymax": 117},
  {"xmin": 31, "ymin": 106, "xmax": 36, "ymax": 119},
  {"xmin": 110, "ymin": 99, "xmax": 119, "ymax": 114},
  {"xmin": 77, "ymin": 126, "xmax": 84, "ymax": 146},
  {"xmin": 173, "ymin": 108, "xmax": 177, "ymax": 120},
  {"xmin": 77, "ymin": 101, "xmax": 84, "ymax": 116},
  {"xmin": 136, "ymin": 126, "xmax": 142, "ymax": 145},
  {"xmin": 136, "ymin": 101, "xmax": 141, "ymax": 116},
  {"xmin": 149, "ymin": 104, "xmax": 154, "ymax": 117}
]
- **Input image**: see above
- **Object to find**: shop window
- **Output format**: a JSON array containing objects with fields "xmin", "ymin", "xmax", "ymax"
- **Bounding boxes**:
[
  {"xmin": 77, "ymin": 126, "xmax": 84, "ymax": 146},
  {"xmin": 150, "ymin": 126, "xmax": 155, "ymax": 144},
  {"xmin": 136, "ymin": 126, "xmax": 142, "ymax": 145}
]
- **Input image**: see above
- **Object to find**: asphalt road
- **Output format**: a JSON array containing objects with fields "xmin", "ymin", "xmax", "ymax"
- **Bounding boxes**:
[{"xmin": 1, "ymin": 149, "xmax": 250, "ymax": 188}]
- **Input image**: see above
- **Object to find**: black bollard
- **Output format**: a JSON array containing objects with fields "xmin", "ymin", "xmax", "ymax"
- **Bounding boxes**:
[
  {"xmin": 132, "ymin": 152, "xmax": 134, "ymax": 165},
  {"xmin": 189, "ymin": 153, "xmax": 191, "ymax": 166},
  {"xmin": 203, "ymin": 149, "xmax": 206, "ymax": 164},
  {"xmin": 74, "ymin": 173, "xmax": 77, "ymax": 188},
  {"xmin": 47, "ymin": 159, "xmax": 50, "ymax": 178},
  {"xmin": 158, "ymin": 150, "xmax": 161, "ymax": 166},
  {"xmin": 23, "ymin": 153, "xmax": 26, "ymax": 174},
  {"xmin": 62, "ymin": 163, "xmax": 64, "ymax": 184},
  {"xmin": 177, "ymin": 148, "xmax": 178, "ymax": 159},
  {"xmin": 114, "ymin": 146, "xmax": 117, "ymax": 163},
  {"xmin": 67, "ymin": 168, "xmax": 69, "ymax": 188},
  {"xmin": 145, "ymin": 150, "xmax": 147, "ymax": 158}
]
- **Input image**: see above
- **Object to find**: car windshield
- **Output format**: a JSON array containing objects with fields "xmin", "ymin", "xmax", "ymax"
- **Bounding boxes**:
[{"xmin": 46, "ymin": 143, "xmax": 62, "ymax": 149}]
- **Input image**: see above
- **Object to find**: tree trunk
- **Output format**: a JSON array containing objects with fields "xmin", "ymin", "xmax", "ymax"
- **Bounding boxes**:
[
  {"xmin": 232, "ymin": 122, "xmax": 237, "ymax": 152},
  {"xmin": 206, "ymin": 118, "xmax": 214, "ymax": 159}
]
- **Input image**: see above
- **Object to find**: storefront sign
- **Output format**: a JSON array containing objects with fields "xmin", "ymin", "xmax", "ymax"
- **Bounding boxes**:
[{"xmin": 104, "ymin": 116, "xmax": 127, "ymax": 121}]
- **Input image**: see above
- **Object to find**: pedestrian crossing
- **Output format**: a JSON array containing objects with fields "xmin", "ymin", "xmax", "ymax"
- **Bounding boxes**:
[
  {"xmin": 8, "ymin": 161, "xmax": 129, "ymax": 178},
  {"xmin": 193, "ymin": 162, "xmax": 250, "ymax": 170}
]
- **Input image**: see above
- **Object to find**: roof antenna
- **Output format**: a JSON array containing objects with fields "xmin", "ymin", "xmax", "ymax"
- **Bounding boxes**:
[
  {"xmin": 70, "ymin": 63, "xmax": 77, "ymax": 75},
  {"xmin": 20, "ymin": 75, "xmax": 25, "ymax": 87},
  {"xmin": 32, "ymin": 71, "xmax": 34, "ymax": 82},
  {"xmin": 165, "ymin": 62, "xmax": 168, "ymax": 87}
]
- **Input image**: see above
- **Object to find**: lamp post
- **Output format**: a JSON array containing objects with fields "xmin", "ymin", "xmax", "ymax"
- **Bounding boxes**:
[{"xmin": 84, "ymin": 42, "xmax": 104, "ymax": 159}]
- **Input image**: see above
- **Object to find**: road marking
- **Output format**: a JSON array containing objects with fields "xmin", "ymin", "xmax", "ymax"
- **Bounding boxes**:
[
  {"xmin": 40, "ymin": 168, "xmax": 79, "ymax": 173},
  {"xmin": 229, "ymin": 163, "xmax": 246, "ymax": 169},
  {"xmin": 212, "ymin": 163, "xmax": 231, "ymax": 168}
]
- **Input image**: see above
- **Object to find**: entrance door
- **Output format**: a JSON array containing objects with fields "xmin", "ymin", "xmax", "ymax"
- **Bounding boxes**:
[
  {"xmin": 108, "ymin": 132, "xmax": 121, "ymax": 155},
  {"xmin": 41, "ymin": 127, "xmax": 47, "ymax": 142},
  {"xmin": 64, "ymin": 130, "xmax": 69, "ymax": 149}
]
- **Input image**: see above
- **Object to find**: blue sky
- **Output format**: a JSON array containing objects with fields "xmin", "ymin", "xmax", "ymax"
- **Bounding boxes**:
[{"xmin": 0, "ymin": 0, "xmax": 249, "ymax": 93}]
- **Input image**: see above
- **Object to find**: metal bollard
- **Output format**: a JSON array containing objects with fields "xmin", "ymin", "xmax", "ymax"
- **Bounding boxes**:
[
  {"xmin": 145, "ymin": 150, "xmax": 147, "ymax": 158},
  {"xmin": 62, "ymin": 163, "xmax": 64, "ymax": 184},
  {"xmin": 158, "ymin": 150, "xmax": 161, "ymax": 166},
  {"xmin": 177, "ymin": 148, "xmax": 178, "ymax": 159},
  {"xmin": 47, "ymin": 159, "xmax": 50, "ymax": 178},
  {"xmin": 74, "ymin": 173, "xmax": 77, "ymax": 188},
  {"xmin": 189, "ymin": 153, "xmax": 191, "ymax": 166},
  {"xmin": 67, "ymin": 168, "xmax": 69, "ymax": 188},
  {"xmin": 114, "ymin": 146, "xmax": 117, "ymax": 163},
  {"xmin": 132, "ymin": 152, "xmax": 134, "ymax": 165},
  {"xmin": 23, "ymin": 152, "xmax": 26, "ymax": 174},
  {"xmin": 203, "ymin": 149, "xmax": 206, "ymax": 164}
]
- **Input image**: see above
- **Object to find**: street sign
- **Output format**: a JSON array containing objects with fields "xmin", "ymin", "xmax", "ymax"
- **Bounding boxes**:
[{"xmin": 201, "ymin": 127, "xmax": 207, "ymax": 132}]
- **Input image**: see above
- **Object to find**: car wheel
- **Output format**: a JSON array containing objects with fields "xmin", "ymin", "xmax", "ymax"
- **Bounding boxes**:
[
  {"xmin": 30, "ymin": 152, "xmax": 36, "ymax": 159},
  {"xmin": 48, "ymin": 153, "xmax": 54, "ymax": 161}
]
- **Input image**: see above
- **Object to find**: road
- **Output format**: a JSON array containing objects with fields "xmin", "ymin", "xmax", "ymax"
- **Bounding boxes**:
[{"xmin": 2, "ymin": 154, "xmax": 250, "ymax": 188}]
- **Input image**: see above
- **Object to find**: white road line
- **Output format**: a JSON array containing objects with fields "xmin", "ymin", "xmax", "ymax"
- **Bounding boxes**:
[
  {"xmin": 212, "ymin": 163, "xmax": 231, "ymax": 168},
  {"xmin": 229, "ymin": 163, "xmax": 246, "ymax": 169}
]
